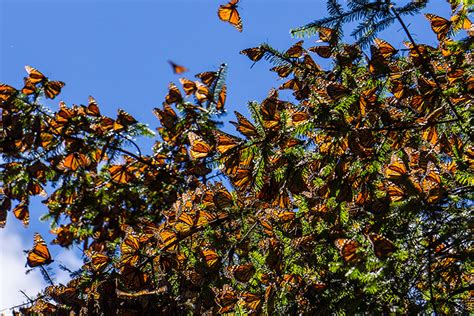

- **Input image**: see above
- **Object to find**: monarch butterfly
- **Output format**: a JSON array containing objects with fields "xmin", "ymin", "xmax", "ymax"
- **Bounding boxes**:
[
  {"xmin": 27, "ymin": 233, "xmax": 53, "ymax": 267},
  {"xmin": 159, "ymin": 230, "xmax": 177, "ymax": 250},
  {"xmin": 0, "ymin": 83, "xmax": 16, "ymax": 101},
  {"xmin": 24, "ymin": 66, "xmax": 64, "ymax": 99},
  {"xmin": 425, "ymin": 14, "xmax": 451, "ymax": 41},
  {"xmin": 326, "ymin": 83, "xmax": 350, "ymax": 101},
  {"xmin": 168, "ymin": 60, "xmax": 188, "ymax": 74},
  {"xmin": 270, "ymin": 65, "xmax": 293, "ymax": 78},
  {"xmin": 195, "ymin": 71, "xmax": 217, "ymax": 86},
  {"xmin": 188, "ymin": 132, "xmax": 212, "ymax": 159},
  {"xmin": 318, "ymin": 27, "xmax": 338, "ymax": 46},
  {"xmin": 285, "ymin": 40, "xmax": 305, "ymax": 58},
  {"xmin": 25, "ymin": 65, "xmax": 46, "ymax": 84},
  {"xmin": 213, "ymin": 187, "xmax": 234, "ymax": 210},
  {"xmin": 44, "ymin": 80, "xmax": 65, "ymax": 99},
  {"xmin": 240, "ymin": 46, "xmax": 265, "ymax": 61},
  {"xmin": 368, "ymin": 233, "xmax": 396, "ymax": 259},
  {"xmin": 279, "ymin": 78, "xmax": 301, "ymax": 91},
  {"xmin": 374, "ymin": 38, "xmax": 398, "ymax": 59},
  {"xmin": 120, "ymin": 264, "xmax": 149, "ymax": 290},
  {"xmin": 174, "ymin": 212, "xmax": 195, "ymax": 235},
  {"xmin": 231, "ymin": 167, "xmax": 253, "ymax": 191},
  {"xmin": 22, "ymin": 78, "xmax": 37, "ymax": 95},
  {"xmin": 240, "ymin": 292, "xmax": 262, "ymax": 311},
  {"xmin": 309, "ymin": 45, "xmax": 332, "ymax": 58},
  {"xmin": 109, "ymin": 164, "xmax": 136, "ymax": 184},
  {"xmin": 292, "ymin": 235, "xmax": 316, "ymax": 252},
  {"xmin": 121, "ymin": 232, "xmax": 141, "ymax": 266},
  {"xmin": 216, "ymin": 84, "xmax": 226, "ymax": 110},
  {"xmin": 89, "ymin": 251, "xmax": 110, "ymax": 271},
  {"xmin": 218, "ymin": 0, "xmax": 242, "ymax": 32},
  {"xmin": 260, "ymin": 219, "xmax": 274, "ymax": 236},
  {"xmin": 85, "ymin": 96, "xmax": 101, "ymax": 116},
  {"xmin": 13, "ymin": 202, "xmax": 29, "ymax": 227},
  {"xmin": 291, "ymin": 111, "xmax": 310, "ymax": 125},
  {"xmin": 231, "ymin": 111, "xmax": 258, "ymax": 138},
  {"xmin": 214, "ymin": 130, "xmax": 241, "ymax": 155},
  {"xmin": 215, "ymin": 285, "xmax": 238, "ymax": 313},
  {"xmin": 46, "ymin": 284, "xmax": 80, "ymax": 305},
  {"xmin": 165, "ymin": 82, "xmax": 183, "ymax": 104},
  {"xmin": 384, "ymin": 155, "xmax": 408, "ymax": 180},
  {"xmin": 154, "ymin": 104, "xmax": 178, "ymax": 130},
  {"xmin": 260, "ymin": 92, "xmax": 281, "ymax": 130},
  {"xmin": 202, "ymin": 249, "xmax": 220, "ymax": 269},
  {"xmin": 23, "ymin": 299, "xmax": 56, "ymax": 314},
  {"xmin": 111, "ymin": 109, "xmax": 136, "ymax": 131},
  {"xmin": 387, "ymin": 184, "xmax": 405, "ymax": 202},
  {"xmin": 61, "ymin": 153, "xmax": 91, "ymax": 171},
  {"xmin": 334, "ymin": 238, "xmax": 360, "ymax": 263},
  {"xmin": 229, "ymin": 264, "xmax": 255, "ymax": 282},
  {"xmin": 194, "ymin": 82, "xmax": 210, "ymax": 103},
  {"xmin": 282, "ymin": 274, "xmax": 303, "ymax": 287},
  {"xmin": 179, "ymin": 78, "xmax": 197, "ymax": 96},
  {"xmin": 51, "ymin": 225, "xmax": 73, "ymax": 247}
]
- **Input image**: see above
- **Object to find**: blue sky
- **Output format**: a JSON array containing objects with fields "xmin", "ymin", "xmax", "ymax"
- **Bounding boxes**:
[{"xmin": 0, "ymin": 0, "xmax": 451, "ymax": 310}]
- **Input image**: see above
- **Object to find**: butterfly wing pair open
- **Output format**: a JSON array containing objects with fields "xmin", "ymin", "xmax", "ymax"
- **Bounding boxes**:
[
  {"xmin": 218, "ymin": 0, "xmax": 242, "ymax": 32},
  {"xmin": 27, "ymin": 233, "xmax": 53, "ymax": 268}
]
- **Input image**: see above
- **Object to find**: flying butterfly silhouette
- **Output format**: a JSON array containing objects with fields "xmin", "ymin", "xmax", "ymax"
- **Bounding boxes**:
[
  {"xmin": 168, "ymin": 60, "xmax": 188, "ymax": 74},
  {"xmin": 218, "ymin": 0, "xmax": 242, "ymax": 32},
  {"xmin": 27, "ymin": 233, "xmax": 53, "ymax": 267}
]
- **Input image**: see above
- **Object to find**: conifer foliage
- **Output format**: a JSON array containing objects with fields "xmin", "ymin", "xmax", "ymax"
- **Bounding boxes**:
[{"xmin": 0, "ymin": 0, "xmax": 472, "ymax": 314}]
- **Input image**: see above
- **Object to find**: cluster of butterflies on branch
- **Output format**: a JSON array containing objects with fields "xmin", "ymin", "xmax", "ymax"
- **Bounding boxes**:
[{"xmin": 1, "ymin": 2, "xmax": 473, "ymax": 314}]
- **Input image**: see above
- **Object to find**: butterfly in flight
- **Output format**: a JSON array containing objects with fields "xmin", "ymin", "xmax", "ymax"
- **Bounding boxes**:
[
  {"xmin": 27, "ymin": 233, "xmax": 53, "ymax": 267},
  {"xmin": 218, "ymin": 0, "xmax": 242, "ymax": 32},
  {"xmin": 168, "ymin": 60, "xmax": 188, "ymax": 74}
]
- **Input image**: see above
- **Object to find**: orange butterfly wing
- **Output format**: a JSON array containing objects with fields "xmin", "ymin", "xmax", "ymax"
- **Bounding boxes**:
[
  {"xmin": 425, "ymin": 13, "xmax": 451, "ymax": 41},
  {"xmin": 27, "ymin": 233, "xmax": 53, "ymax": 267},
  {"xmin": 188, "ymin": 132, "xmax": 212, "ymax": 159},
  {"xmin": 25, "ymin": 65, "xmax": 46, "ymax": 84},
  {"xmin": 44, "ymin": 81, "xmax": 65, "ymax": 99},
  {"xmin": 168, "ymin": 60, "xmax": 188, "ymax": 74},
  {"xmin": 218, "ymin": 0, "xmax": 243, "ymax": 32}
]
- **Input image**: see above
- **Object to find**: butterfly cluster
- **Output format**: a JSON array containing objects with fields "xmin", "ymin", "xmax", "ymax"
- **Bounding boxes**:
[{"xmin": 2, "ymin": 2, "xmax": 473, "ymax": 315}]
